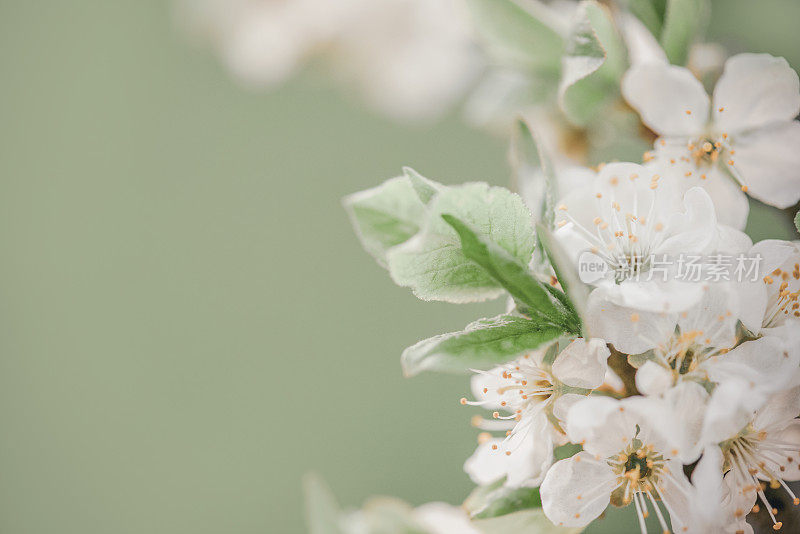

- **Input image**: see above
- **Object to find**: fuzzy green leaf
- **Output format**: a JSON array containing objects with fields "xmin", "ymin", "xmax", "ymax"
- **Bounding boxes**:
[
  {"xmin": 466, "ymin": 0, "xmax": 564, "ymax": 74},
  {"xmin": 559, "ymin": 1, "xmax": 627, "ymax": 126},
  {"xmin": 401, "ymin": 315, "xmax": 565, "ymax": 376},
  {"xmin": 344, "ymin": 176, "xmax": 428, "ymax": 267},
  {"xmin": 403, "ymin": 167, "xmax": 440, "ymax": 206},
  {"xmin": 386, "ymin": 183, "xmax": 535, "ymax": 303},
  {"xmin": 795, "ymin": 210, "xmax": 800, "ymax": 234},
  {"xmin": 442, "ymin": 214, "xmax": 577, "ymax": 329},
  {"xmin": 536, "ymin": 224, "xmax": 588, "ymax": 331},
  {"xmin": 471, "ymin": 486, "xmax": 542, "ymax": 519}
]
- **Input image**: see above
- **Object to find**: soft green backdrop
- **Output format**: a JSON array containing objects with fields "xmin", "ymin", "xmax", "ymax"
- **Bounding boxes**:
[{"xmin": 0, "ymin": 1, "xmax": 797, "ymax": 533}]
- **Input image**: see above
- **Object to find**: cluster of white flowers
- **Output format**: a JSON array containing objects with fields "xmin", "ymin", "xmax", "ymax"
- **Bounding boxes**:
[
  {"xmin": 316, "ymin": 1, "xmax": 800, "ymax": 533},
  {"xmin": 459, "ymin": 52, "xmax": 800, "ymax": 533}
]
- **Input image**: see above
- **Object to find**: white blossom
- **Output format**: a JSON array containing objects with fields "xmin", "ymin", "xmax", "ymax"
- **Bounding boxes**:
[
  {"xmin": 692, "ymin": 382, "xmax": 800, "ymax": 533},
  {"xmin": 623, "ymin": 53, "xmax": 800, "ymax": 212},
  {"xmin": 738, "ymin": 240, "xmax": 800, "ymax": 353},
  {"xmin": 462, "ymin": 339, "xmax": 610, "ymax": 488},
  {"xmin": 541, "ymin": 395, "xmax": 695, "ymax": 533},
  {"xmin": 554, "ymin": 161, "xmax": 723, "ymax": 313}
]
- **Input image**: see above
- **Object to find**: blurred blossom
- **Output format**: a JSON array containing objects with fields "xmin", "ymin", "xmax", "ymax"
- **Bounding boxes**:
[{"xmin": 176, "ymin": 0, "xmax": 481, "ymax": 120}]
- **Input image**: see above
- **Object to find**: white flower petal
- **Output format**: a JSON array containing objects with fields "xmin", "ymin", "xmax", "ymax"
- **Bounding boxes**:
[
  {"xmin": 551, "ymin": 339, "xmax": 610, "ymax": 389},
  {"xmin": 463, "ymin": 439, "xmax": 508, "ymax": 486},
  {"xmin": 504, "ymin": 415, "xmax": 555, "ymax": 488},
  {"xmin": 713, "ymin": 225, "xmax": 753, "ymax": 255},
  {"xmin": 552, "ymin": 393, "xmax": 585, "ymax": 423},
  {"xmin": 585, "ymin": 290, "xmax": 676, "ymax": 354},
  {"xmin": 736, "ymin": 282, "xmax": 768, "ymax": 335},
  {"xmin": 729, "ymin": 121, "xmax": 800, "ymax": 208},
  {"xmin": 566, "ymin": 396, "xmax": 636, "ymax": 458},
  {"xmin": 658, "ymin": 187, "xmax": 718, "ymax": 256},
  {"xmin": 691, "ymin": 446, "xmax": 757, "ymax": 534},
  {"xmin": 471, "ymin": 369, "xmax": 507, "ymax": 410},
  {"xmin": 750, "ymin": 239, "xmax": 798, "ymax": 275},
  {"xmin": 737, "ymin": 239, "xmax": 796, "ymax": 332},
  {"xmin": 648, "ymin": 146, "xmax": 748, "ymax": 230},
  {"xmin": 598, "ymin": 277, "xmax": 705, "ymax": 313},
  {"xmin": 752, "ymin": 385, "xmax": 800, "ymax": 433},
  {"xmin": 661, "ymin": 381, "xmax": 709, "ymax": 462},
  {"xmin": 702, "ymin": 169, "xmax": 750, "ymax": 231},
  {"xmin": 622, "ymin": 63, "xmax": 709, "ymax": 137},
  {"xmin": 708, "ymin": 336, "xmax": 800, "ymax": 395},
  {"xmin": 712, "ymin": 53, "xmax": 800, "ymax": 134},
  {"xmin": 677, "ymin": 283, "xmax": 739, "ymax": 350},
  {"xmin": 540, "ymin": 452, "xmax": 617, "ymax": 528},
  {"xmin": 635, "ymin": 361, "xmax": 673, "ymax": 396},
  {"xmin": 763, "ymin": 420, "xmax": 800, "ymax": 482},
  {"xmin": 656, "ymin": 459, "xmax": 696, "ymax": 532},
  {"xmin": 464, "ymin": 414, "xmax": 554, "ymax": 488},
  {"xmin": 762, "ymin": 320, "xmax": 800, "ymax": 360},
  {"xmin": 700, "ymin": 378, "xmax": 762, "ymax": 445}
]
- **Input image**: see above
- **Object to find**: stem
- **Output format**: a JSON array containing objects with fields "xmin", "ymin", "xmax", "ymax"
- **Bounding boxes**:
[{"xmin": 607, "ymin": 346, "xmax": 639, "ymax": 397}]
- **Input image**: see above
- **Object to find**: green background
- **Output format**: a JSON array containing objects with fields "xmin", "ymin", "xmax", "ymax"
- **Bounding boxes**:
[{"xmin": 0, "ymin": 1, "xmax": 797, "ymax": 533}]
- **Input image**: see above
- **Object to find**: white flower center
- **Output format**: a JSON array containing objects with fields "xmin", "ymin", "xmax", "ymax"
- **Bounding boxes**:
[
  {"xmin": 652, "ymin": 324, "xmax": 731, "ymax": 381},
  {"xmin": 557, "ymin": 176, "xmax": 666, "ymax": 284},
  {"xmin": 604, "ymin": 439, "xmax": 677, "ymax": 534},
  {"xmin": 461, "ymin": 356, "xmax": 557, "ymax": 453},
  {"xmin": 688, "ymin": 135, "xmax": 727, "ymax": 167}
]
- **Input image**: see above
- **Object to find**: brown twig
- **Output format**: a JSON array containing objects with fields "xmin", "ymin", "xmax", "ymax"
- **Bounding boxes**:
[{"xmin": 607, "ymin": 345, "xmax": 639, "ymax": 397}]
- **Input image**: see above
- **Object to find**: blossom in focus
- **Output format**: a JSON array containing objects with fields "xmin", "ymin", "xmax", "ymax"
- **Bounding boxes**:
[
  {"xmin": 553, "ymin": 162, "xmax": 723, "ymax": 313},
  {"xmin": 738, "ymin": 240, "xmax": 800, "ymax": 354},
  {"xmin": 462, "ymin": 339, "xmax": 610, "ymax": 488},
  {"xmin": 693, "ymin": 383, "xmax": 800, "ymax": 533},
  {"xmin": 586, "ymin": 283, "xmax": 739, "ymax": 389},
  {"xmin": 541, "ymin": 395, "xmax": 695, "ymax": 532},
  {"xmin": 623, "ymin": 53, "xmax": 800, "ymax": 212}
]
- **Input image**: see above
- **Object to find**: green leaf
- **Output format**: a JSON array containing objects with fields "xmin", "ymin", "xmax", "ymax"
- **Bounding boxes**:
[
  {"xmin": 386, "ymin": 183, "xmax": 535, "ymax": 303},
  {"xmin": 473, "ymin": 509, "xmax": 583, "ymax": 534},
  {"xmin": 403, "ymin": 167, "xmax": 440, "ymax": 206},
  {"xmin": 471, "ymin": 486, "xmax": 542, "ymax": 519},
  {"xmin": 535, "ymin": 224, "xmax": 588, "ymax": 330},
  {"xmin": 559, "ymin": 1, "xmax": 627, "ymax": 126},
  {"xmin": 660, "ymin": 0, "xmax": 710, "ymax": 65},
  {"xmin": 401, "ymin": 315, "xmax": 564, "ymax": 376},
  {"xmin": 344, "ymin": 176, "xmax": 429, "ymax": 267},
  {"xmin": 304, "ymin": 474, "xmax": 345, "ymax": 534},
  {"xmin": 442, "ymin": 214, "xmax": 575, "ymax": 328},
  {"xmin": 794, "ymin": 209, "xmax": 800, "ymax": 234},
  {"xmin": 466, "ymin": 0, "xmax": 564, "ymax": 74},
  {"xmin": 463, "ymin": 478, "xmax": 507, "ymax": 516}
]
